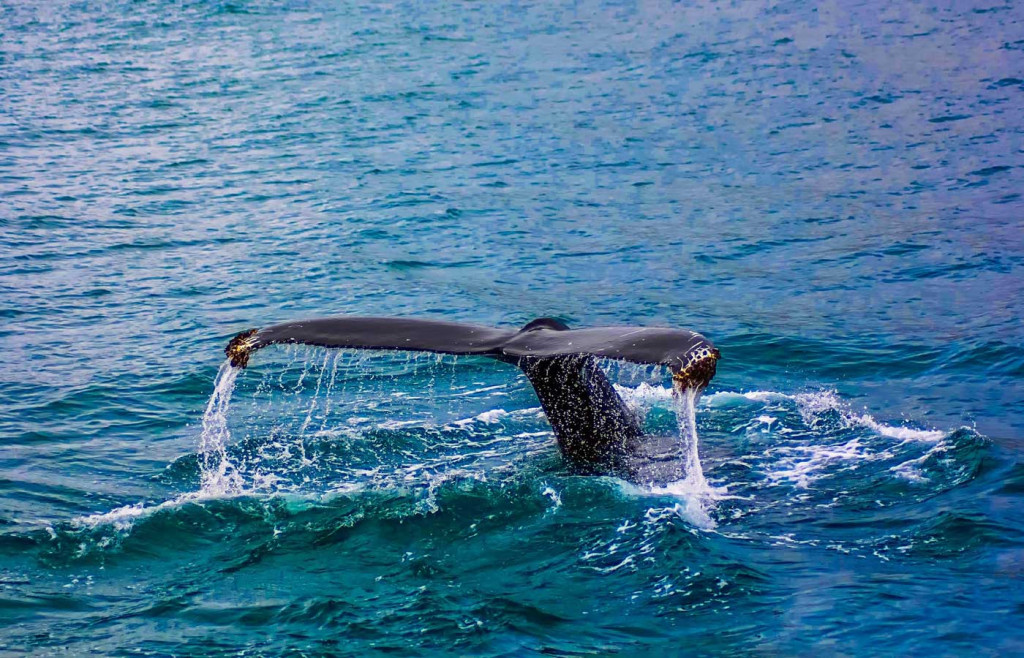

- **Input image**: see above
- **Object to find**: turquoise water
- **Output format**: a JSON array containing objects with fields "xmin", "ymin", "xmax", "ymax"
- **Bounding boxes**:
[{"xmin": 2, "ymin": 0, "xmax": 1023, "ymax": 654}]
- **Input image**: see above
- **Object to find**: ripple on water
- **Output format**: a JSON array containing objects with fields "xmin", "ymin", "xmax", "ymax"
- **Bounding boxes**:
[{"xmin": 2, "ymin": 0, "xmax": 1022, "ymax": 652}]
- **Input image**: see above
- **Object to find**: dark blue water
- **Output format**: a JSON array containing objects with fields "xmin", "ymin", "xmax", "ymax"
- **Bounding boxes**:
[{"xmin": 2, "ymin": 0, "xmax": 1023, "ymax": 654}]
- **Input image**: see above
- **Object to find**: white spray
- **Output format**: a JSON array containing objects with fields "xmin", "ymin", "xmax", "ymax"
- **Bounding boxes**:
[
  {"xmin": 648, "ymin": 386, "xmax": 718, "ymax": 529},
  {"xmin": 198, "ymin": 362, "xmax": 244, "ymax": 494},
  {"xmin": 675, "ymin": 387, "xmax": 710, "ymax": 493}
]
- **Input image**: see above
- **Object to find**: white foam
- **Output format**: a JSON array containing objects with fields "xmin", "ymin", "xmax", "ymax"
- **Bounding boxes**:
[
  {"xmin": 513, "ymin": 431, "xmax": 551, "ymax": 438},
  {"xmin": 889, "ymin": 440, "xmax": 951, "ymax": 482},
  {"xmin": 644, "ymin": 485, "xmax": 723, "ymax": 530},
  {"xmin": 703, "ymin": 390, "xmax": 789, "ymax": 405},
  {"xmin": 765, "ymin": 438, "xmax": 875, "ymax": 489},
  {"xmin": 704, "ymin": 387, "xmax": 946, "ymax": 442},
  {"xmin": 448, "ymin": 408, "xmax": 510, "ymax": 428},
  {"xmin": 889, "ymin": 460, "xmax": 928, "ymax": 483},
  {"xmin": 639, "ymin": 497, "xmax": 717, "ymax": 531},
  {"xmin": 851, "ymin": 413, "xmax": 944, "ymax": 442},
  {"xmin": 73, "ymin": 482, "xmax": 370, "ymax": 534},
  {"xmin": 793, "ymin": 390, "xmax": 946, "ymax": 442},
  {"xmin": 542, "ymin": 486, "xmax": 562, "ymax": 510},
  {"xmin": 454, "ymin": 384, "xmax": 507, "ymax": 397},
  {"xmin": 74, "ymin": 490, "xmax": 238, "ymax": 532},
  {"xmin": 472, "ymin": 409, "xmax": 510, "ymax": 424},
  {"xmin": 704, "ymin": 388, "xmax": 948, "ymax": 488},
  {"xmin": 378, "ymin": 418, "xmax": 424, "ymax": 430},
  {"xmin": 415, "ymin": 468, "xmax": 487, "ymax": 514}
]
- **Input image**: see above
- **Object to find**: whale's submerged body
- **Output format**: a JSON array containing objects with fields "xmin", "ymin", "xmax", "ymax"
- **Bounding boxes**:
[{"xmin": 225, "ymin": 316, "xmax": 720, "ymax": 481}]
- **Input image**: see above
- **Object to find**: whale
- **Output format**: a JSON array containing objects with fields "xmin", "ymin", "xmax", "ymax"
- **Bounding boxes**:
[{"xmin": 225, "ymin": 316, "xmax": 719, "ymax": 479}]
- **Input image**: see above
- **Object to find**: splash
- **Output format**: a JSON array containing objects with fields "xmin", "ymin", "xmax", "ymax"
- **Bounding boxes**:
[
  {"xmin": 198, "ymin": 362, "xmax": 244, "ymax": 494},
  {"xmin": 699, "ymin": 388, "xmax": 962, "ymax": 490},
  {"xmin": 675, "ymin": 387, "xmax": 710, "ymax": 494},
  {"xmin": 617, "ymin": 385, "xmax": 721, "ymax": 530},
  {"xmin": 70, "ymin": 351, "xmax": 973, "ymax": 552},
  {"xmin": 649, "ymin": 387, "xmax": 719, "ymax": 528},
  {"xmin": 67, "ymin": 361, "xmax": 250, "ymax": 535}
]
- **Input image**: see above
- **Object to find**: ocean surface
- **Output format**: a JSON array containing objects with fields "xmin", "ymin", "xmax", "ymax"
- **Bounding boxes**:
[{"xmin": 2, "ymin": 0, "xmax": 1023, "ymax": 654}]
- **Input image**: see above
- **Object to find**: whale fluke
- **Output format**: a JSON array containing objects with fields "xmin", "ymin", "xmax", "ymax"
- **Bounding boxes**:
[{"xmin": 224, "ymin": 316, "xmax": 719, "ymax": 474}]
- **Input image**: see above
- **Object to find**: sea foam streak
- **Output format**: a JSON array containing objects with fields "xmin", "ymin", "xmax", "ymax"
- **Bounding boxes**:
[
  {"xmin": 702, "ymin": 389, "xmax": 945, "ymax": 442},
  {"xmin": 702, "ymin": 389, "xmax": 952, "ymax": 488}
]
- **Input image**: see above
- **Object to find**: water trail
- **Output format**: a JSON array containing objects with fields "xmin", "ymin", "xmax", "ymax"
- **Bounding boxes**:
[
  {"xmin": 298, "ymin": 351, "xmax": 331, "ymax": 437},
  {"xmin": 648, "ymin": 386, "xmax": 717, "ymax": 529},
  {"xmin": 676, "ymin": 387, "xmax": 710, "ymax": 493},
  {"xmin": 318, "ymin": 352, "xmax": 341, "ymax": 434},
  {"xmin": 198, "ymin": 362, "xmax": 244, "ymax": 494}
]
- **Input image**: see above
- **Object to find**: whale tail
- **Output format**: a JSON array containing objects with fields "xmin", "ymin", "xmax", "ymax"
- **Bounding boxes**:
[{"xmin": 223, "ymin": 316, "xmax": 719, "ymax": 473}]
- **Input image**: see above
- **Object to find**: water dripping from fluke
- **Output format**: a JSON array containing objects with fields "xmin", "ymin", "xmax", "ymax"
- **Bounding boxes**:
[
  {"xmin": 646, "ymin": 386, "xmax": 721, "ymax": 530},
  {"xmin": 676, "ymin": 387, "xmax": 710, "ymax": 492},
  {"xmin": 198, "ymin": 361, "xmax": 244, "ymax": 495}
]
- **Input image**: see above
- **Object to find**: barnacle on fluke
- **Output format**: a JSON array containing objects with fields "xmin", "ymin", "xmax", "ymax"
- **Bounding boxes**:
[
  {"xmin": 672, "ymin": 346, "xmax": 721, "ymax": 391},
  {"xmin": 225, "ymin": 328, "xmax": 258, "ymax": 368}
]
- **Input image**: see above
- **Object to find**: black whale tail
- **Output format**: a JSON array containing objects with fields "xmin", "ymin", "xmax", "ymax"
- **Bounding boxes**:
[{"xmin": 223, "ymin": 315, "xmax": 719, "ymax": 473}]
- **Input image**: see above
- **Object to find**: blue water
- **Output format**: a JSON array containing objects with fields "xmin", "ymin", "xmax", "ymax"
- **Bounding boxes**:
[{"xmin": 2, "ymin": 0, "xmax": 1023, "ymax": 654}]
